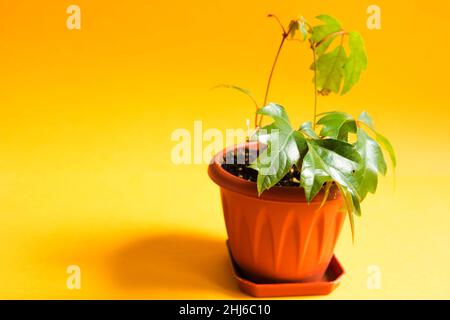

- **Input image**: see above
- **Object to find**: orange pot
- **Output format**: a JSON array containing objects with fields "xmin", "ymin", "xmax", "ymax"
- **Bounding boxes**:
[{"xmin": 208, "ymin": 143, "xmax": 346, "ymax": 283}]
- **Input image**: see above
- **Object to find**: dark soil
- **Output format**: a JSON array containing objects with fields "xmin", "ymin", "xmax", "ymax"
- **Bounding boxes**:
[{"xmin": 221, "ymin": 147, "xmax": 302, "ymax": 187}]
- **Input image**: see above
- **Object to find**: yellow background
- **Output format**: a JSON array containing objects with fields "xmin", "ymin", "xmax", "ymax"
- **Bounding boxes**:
[{"xmin": 0, "ymin": 0, "xmax": 449, "ymax": 299}]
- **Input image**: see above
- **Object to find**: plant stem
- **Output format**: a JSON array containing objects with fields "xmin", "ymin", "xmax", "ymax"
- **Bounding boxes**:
[
  {"xmin": 312, "ymin": 43, "xmax": 318, "ymax": 130},
  {"xmin": 260, "ymin": 33, "xmax": 288, "ymax": 127}
]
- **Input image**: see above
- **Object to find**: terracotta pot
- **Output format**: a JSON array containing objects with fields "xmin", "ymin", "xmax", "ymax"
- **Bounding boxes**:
[{"xmin": 208, "ymin": 142, "xmax": 346, "ymax": 283}]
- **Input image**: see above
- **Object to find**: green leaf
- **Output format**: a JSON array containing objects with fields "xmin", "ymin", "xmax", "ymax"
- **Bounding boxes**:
[
  {"xmin": 250, "ymin": 104, "xmax": 302, "ymax": 195},
  {"xmin": 312, "ymin": 139, "xmax": 362, "ymax": 163},
  {"xmin": 342, "ymin": 32, "xmax": 368, "ymax": 94},
  {"xmin": 311, "ymin": 15, "xmax": 342, "ymax": 43},
  {"xmin": 250, "ymin": 130, "xmax": 300, "ymax": 195},
  {"xmin": 317, "ymin": 111, "xmax": 357, "ymax": 140},
  {"xmin": 358, "ymin": 111, "xmax": 396, "ymax": 169},
  {"xmin": 250, "ymin": 123, "xmax": 277, "ymax": 144},
  {"xmin": 300, "ymin": 149, "xmax": 333, "ymax": 202},
  {"xmin": 299, "ymin": 19, "xmax": 308, "ymax": 41},
  {"xmin": 375, "ymin": 132, "xmax": 397, "ymax": 169},
  {"xmin": 288, "ymin": 20, "xmax": 299, "ymax": 38},
  {"xmin": 316, "ymin": 34, "xmax": 336, "ymax": 56},
  {"xmin": 256, "ymin": 103, "xmax": 291, "ymax": 131},
  {"xmin": 355, "ymin": 128, "xmax": 387, "ymax": 200},
  {"xmin": 212, "ymin": 84, "xmax": 258, "ymax": 107},
  {"xmin": 293, "ymin": 131, "xmax": 308, "ymax": 157},
  {"xmin": 358, "ymin": 111, "xmax": 375, "ymax": 130},
  {"xmin": 351, "ymin": 192, "xmax": 361, "ymax": 217},
  {"xmin": 299, "ymin": 121, "xmax": 319, "ymax": 139},
  {"xmin": 301, "ymin": 140, "xmax": 362, "ymax": 202},
  {"xmin": 337, "ymin": 183, "xmax": 356, "ymax": 242},
  {"xmin": 313, "ymin": 45, "xmax": 347, "ymax": 95},
  {"xmin": 318, "ymin": 181, "xmax": 333, "ymax": 210}
]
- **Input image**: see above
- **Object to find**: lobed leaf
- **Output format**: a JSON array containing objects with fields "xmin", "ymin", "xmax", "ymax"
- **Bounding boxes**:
[
  {"xmin": 250, "ymin": 104, "xmax": 303, "ymax": 195},
  {"xmin": 299, "ymin": 121, "xmax": 320, "ymax": 139},
  {"xmin": 256, "ymin": 103, "xmax": 292, "ymax": 131},
  {"xmin": 317, "ymin": 111, "xmax": 357, "ymax": 140},
  {"xmin": 301, "ymin": 139, "xmax": 362, "ymax": 202},
  {"xmin": 358, "ymin": 111, "xmax": 396, "ymax": 169},
  {"xmin": 250, "ymin": 130, "xmax": 300, "ymax": 195},
  {"xmin": 375, "ymin": 132, "xmax": 396, "ymax": 169},
  {"xmin": 342, "ymin": 32, "xmax": 368, "ymax": 94},
  {"xmin": 355, "ymin": 128, "xmax": 387, "ymax": 200},
  {"xmin": 311, "ymin": 15, "xmax": 342, "ymax": 43},
  {"xmin": 312, "ymin": 45, "xmax": 347, "ymax": 95}
]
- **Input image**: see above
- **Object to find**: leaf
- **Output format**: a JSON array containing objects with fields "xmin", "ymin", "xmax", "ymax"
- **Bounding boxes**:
[
  {"xmin": 318, "ymin": 181, "xmax": 333, "ymax": 210},
  {"xmin": 299, "ymin": 19, "xmax": 308, "ymax": 41},
  {"xmin": 250, "ymin": 104, "xmax": 301, "ymax": 195},
  {"xmin": 317, "ymin": 111, "xmax": 357, "ymax": 140},
  {"xmin": 301, "ymin": 139, "xmax": 362, "ymax": 202},
  {"xmin": 250, "ymin": 123, "xmax": 278, "ymax": 144},
  {"xmin": 312, "ymin": 139, "xmax": 362, "ymax": 164},
  {"xmin": 250, "ymin": 130, "xmax": 300, "ymax": 195},
  {"xmin": 256, "ymin": 103, "xmax": 291, "ymax": 131},
  {"xmin": 375, "ymin": 132, "xmax": 397, "ymax": 169},
  {"xmin": 288, "ymin": 20, "xmax": 299, "ymax": 38},
  {"xmin": 336, "ymin": 183, "xmax": 355, "ymax": 242},
  {"xmin": 358, "ymin": 111, "xmax": 396, "ymax": 169},
  {"xmin": 293, "ymin": 131, "xmax": 308, "ymax": 157},
  {"xmin": 355, "ymin": 128, "xmax": 387, "ymax": 200},
  {"xmin": 300, "ymin": 149, "xmax": 333, "ymax": 202},
  {"xmin": 312, "ymin": 45, "xmax": 347, "ymax": 95},
  {"xmin": 358, "ymin": 111, "xmax": 375, "ymax": 130},
  {"xmin": 311, "ymin": 15, "xmax": 342, "ymax": 43},
  {"xmin": 342, "ymin": 32, "xmax": 368, "ymax": 94},
  {"xmin": 316, "ymin": 34, "xmax": 336, "ymax": 56},
  {"xmin": 212, "ymin": 84, "xmax": 258, "ymax": 107},
  {"xmin": 299, "ymin": 121, "xmax": 319, "ymax": 139}
]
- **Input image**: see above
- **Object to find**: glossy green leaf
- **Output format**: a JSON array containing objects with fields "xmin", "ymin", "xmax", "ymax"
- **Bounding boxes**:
[
  {"xmin": 317, "ymin": 111, "xmax": 357, "ymax": 140},
  {"xmin": 299, "ymin": 121, "xmax": 319, "ymax": 139},
  {"xmin": 250, "ymin": 123, "xmax": 277, "ymax": 144},
  {"xmin": 312, "ymin": 138, "xmax": 362, "ymax": 163},
  {"xmin": 375, "ymin": 132, "xmax": 397, "ymax": 169},
  {"xmin": 256, "ymin": 103, "xmax": 291, "ymax": 131},
  {"xmin": 358, "ymin": 111, "xmax": 396, "ymax": 169},
  {"xmin": 342, "ymin": 32, "xmax": 368, "ymax": 94},
  {"xmin": 300, "ymin": 148, "xmax": 333, "ymax": 202},
  {"xmin": 250, "ymin": 130, "xmax": 300, "ymax": 195},
  {"xmin": 355, "ymin": 128, "xmax": 387, "ymax": 200},
  {"xmin": 318, "ymin": 181, "xmax": 333, "ymax": 210},
  {"xmin": 301, "ymin": 139, "xmax": 362, "ymax": 202},
  {"xmin": 293, "ymin": 130, "xmax": 308, "ymax": 157},
  {"xmin": 337, "ymin": 183, "xmax": 355, "ymax": 242},
  {"xmin": 358, "ymin": 111, "xmax": 375, "ymax": 130},
  {"xmin": 250, "ymin": 104, "xmax": 302, "ymax": 195},
  {"xmin": 351, "ymin": 192, "xmax": 362, "ymax": 217}
]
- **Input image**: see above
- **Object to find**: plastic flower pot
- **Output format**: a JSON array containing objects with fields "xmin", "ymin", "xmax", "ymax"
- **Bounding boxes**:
[{"xmin": 208, "ymin": 142, "xmax": 345, "ymax": 283}]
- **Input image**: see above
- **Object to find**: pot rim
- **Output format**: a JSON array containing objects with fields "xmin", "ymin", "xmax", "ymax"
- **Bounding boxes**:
[{"xmin": 208, "ymin": 142, "xmax": 340, "ymax": 203}]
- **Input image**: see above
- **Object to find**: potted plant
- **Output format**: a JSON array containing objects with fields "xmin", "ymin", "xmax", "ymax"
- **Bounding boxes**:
[{"xmin": 209, "ymin": 14, "xmax": 396, "ymax": 285}]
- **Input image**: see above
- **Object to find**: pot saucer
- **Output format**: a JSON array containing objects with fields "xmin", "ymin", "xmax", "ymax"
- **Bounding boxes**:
[{"xmin": 226, "ymin": 241, "xmax": 344, "ymax": 297}]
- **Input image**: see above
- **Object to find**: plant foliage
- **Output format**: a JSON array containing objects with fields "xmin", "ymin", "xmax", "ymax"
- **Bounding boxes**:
[{"xmin": 217, "ymin": 14, "xmax": 395, "ymax": 241}]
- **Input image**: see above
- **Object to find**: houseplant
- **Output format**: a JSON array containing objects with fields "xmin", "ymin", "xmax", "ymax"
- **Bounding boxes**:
[{"xmin": 208, "ymin": 14, "xmax": 396, "ymax": 283}]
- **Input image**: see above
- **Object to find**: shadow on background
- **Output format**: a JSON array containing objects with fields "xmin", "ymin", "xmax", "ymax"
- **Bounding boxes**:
[{"xmin": 108, "ymin": 232, "xmax": 244, "ymax": 297}]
